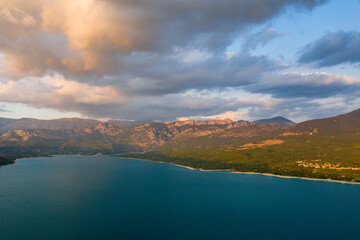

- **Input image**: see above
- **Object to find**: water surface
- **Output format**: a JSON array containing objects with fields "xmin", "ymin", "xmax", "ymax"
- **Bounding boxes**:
[{"xmin": 0, "ymin": 155, "xmax": 359, "ymax": 240}]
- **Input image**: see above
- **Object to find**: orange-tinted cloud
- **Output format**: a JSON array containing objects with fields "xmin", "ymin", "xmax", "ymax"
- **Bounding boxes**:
[
  {"xmin": 0, "ymin": 0, "xmax": 327, "ymax": 78},
  {"xmin": 0, "ymin": 75, "xmax": 129, "ymax": 109},
  {"xmin": 3, "ymin": 0, "xmax": 350, "ymax": 122}
]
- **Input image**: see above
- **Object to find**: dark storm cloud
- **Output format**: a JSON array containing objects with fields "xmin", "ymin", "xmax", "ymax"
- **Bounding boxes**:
[{"xmin": 298, "ymin": 31, "xmax": 360, "ymax": 67}]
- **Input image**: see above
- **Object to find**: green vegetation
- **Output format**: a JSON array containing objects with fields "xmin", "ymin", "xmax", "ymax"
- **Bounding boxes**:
[
  {"xmin": 0, "ymin": 154, "xmax": 16, "ymax": 166},
  {"xmin": 118, "ymin": 109, "xmax": 360, "ymax": 182},
  {"xmin": 122, "ymin": 133, "xmax": 360, "ymax": 182},
  {"xmin": 0, "ymin": 151, "xmax": 49, "ymax": 166}
]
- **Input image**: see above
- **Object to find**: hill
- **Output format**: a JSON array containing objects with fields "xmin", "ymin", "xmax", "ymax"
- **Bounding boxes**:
[
  {"xmin": 253, "ymin": 116, "xmax": 296, "ymax": 127},
  {"xmin": 292, "ymin": 108, "xmax": 360, "ymax": 134}
]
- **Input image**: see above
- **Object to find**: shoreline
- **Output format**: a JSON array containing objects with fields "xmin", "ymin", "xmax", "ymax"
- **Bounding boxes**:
[
  {"xmin": 2, "ymin": 155, "xmax": 360, "ymax": 185},
  {"xmin": 0, "ymin": 155, "xmax": 53, "ymax": 168},
  {"xmin": 116, "ymin": 156, "xmax": 360, "ymax": 185},
  {"xmin": 0, "ymin": 158, "xmax": 20, "ymax": 168}
]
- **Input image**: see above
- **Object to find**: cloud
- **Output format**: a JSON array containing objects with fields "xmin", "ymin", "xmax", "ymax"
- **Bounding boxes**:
[
  {"xmin": 103, "ymin": 52, "xmax": 283, "ymax": 96},
  {"xmin": 253, "ymin": 95, "xmax": 360, "ymax": 122},
  {"xmin": 0, "ymin": 75, "xmax": 252, "ymax": 121},
  {"xmin": 222, "ymin": 94, "xmax": 360, "ymax": 123},
  {"xmin": 243, "ymin": 28, "xmax": 284, "ymax": 51},
  {"xmin": 0, "ymin": 7, "xmax": 37, "ymax": 27},
  {"xmin": 0, "ymin": 0, "xmax": 326, "ymax": 78},
  {"xmin": 0, "ymin": 75, "xmax": 129, "ymax": 110},
  {"xmin": 173, "ymin": 92, "xmax": 360, "ymax": 123},
  {"xmin": 1, "ymin": 73, "xmax": 357, "ymax": 123},
  {"xmin": 298, "ymin": 31, "xmax": 360, "ymax": 67},
  {"xmin": 87, "ymin": 94, "xmax": 247, "ymax": 121},
  {"xmin": 248, "ymin": 72, "xmax": 360, "ymax": 98},
  {"xmin": 0, "ymin": 0, "xmax": 333, "ymax": 121}
]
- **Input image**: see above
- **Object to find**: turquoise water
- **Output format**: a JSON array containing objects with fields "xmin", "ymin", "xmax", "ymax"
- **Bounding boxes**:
[{"xmin": 0, "ymin": 156, "xmax": 359, "ymax": 240}]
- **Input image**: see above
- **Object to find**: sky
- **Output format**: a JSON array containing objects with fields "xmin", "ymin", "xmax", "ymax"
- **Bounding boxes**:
[{"xmin": 0, "ymin": 0, "xmax": 359, "ymax": 122}]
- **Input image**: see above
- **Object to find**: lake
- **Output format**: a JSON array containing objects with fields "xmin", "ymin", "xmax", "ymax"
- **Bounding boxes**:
[{"xmin": 0, "ymin": 155, "xmax": 359, "ymax": 240}]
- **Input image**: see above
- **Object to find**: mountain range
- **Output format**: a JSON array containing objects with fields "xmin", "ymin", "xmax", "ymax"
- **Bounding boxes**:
[
  {"xmin": 0, "ymin": 116, "xmax": 295, "ymax": 131},
  {"xmin": 0, "ymin": 110, "xmax": 359, "ymax": 182},
  {"xmin": 0, "ymin": 116, "xmax": 294, "ymax": 153}
]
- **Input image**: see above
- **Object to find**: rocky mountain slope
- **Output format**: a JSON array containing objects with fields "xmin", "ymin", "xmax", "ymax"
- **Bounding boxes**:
[{"xmin": 0, "ymin": 119, "xmax": 274, "ymax": 153}]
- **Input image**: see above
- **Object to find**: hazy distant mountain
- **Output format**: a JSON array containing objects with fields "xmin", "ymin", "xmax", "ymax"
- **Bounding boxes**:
[
  {"xmin": 0, "ymin": 118, "xmax": 101, "ymax": 130},
  {"xmin": 253, "ymin": 116, "xmax": 296, "ymax": 127}
]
